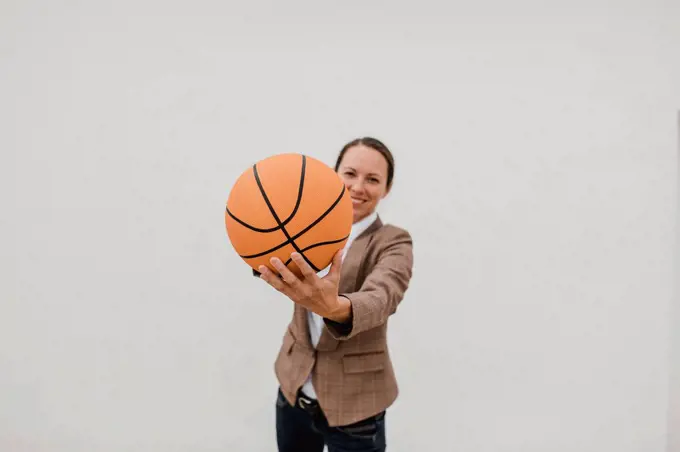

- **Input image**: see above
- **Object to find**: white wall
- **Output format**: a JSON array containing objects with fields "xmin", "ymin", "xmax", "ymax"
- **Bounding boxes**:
[
  {"xmin": 670, "ymin": 113, "xmax": 680, "ymax": 452},
  {"xmin": 2, "ymin": 1, "xmax": 679, "ymax": 451}
]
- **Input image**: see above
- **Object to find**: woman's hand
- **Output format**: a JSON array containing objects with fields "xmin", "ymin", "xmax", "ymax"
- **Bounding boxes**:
[{"xmin": 258, "ymin": 249, "xmax": 352, "ymax": 323}]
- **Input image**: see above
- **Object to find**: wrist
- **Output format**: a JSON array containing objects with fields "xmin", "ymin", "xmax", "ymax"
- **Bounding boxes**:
[{"xmin": 325, "ymin": 295, "xmax": 352, "ymax": 323}]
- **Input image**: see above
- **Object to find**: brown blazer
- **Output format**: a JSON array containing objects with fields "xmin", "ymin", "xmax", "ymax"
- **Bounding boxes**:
[{"xmin": 274, "ymin": 216, "xmax": 414, "ymax": 427}]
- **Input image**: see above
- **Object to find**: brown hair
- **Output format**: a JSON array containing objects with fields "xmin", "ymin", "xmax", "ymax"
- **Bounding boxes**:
[{"xmin": 334, "ymin": 137, "xmax": 395, "ymax": 190}]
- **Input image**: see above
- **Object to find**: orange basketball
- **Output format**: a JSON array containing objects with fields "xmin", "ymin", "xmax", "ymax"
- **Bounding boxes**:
[{"xmin": 225, "ymin": 153, "xmax": 353, "ymax": 277}]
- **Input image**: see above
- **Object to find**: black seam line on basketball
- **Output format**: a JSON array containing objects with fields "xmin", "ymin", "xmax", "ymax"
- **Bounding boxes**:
[
  {"xmin": 283, "ymin": 235, "xmax": 349, "ymax": 266},
  {"xmin": 239, "ymin": 184, "xmax": 346, "ymax": 259},
  {"xmin": 225, "ymin": 157, "xmax": 307, "ymax": 233},
  {"xmin": 238, "ymin": 183, "xmax": 347, "ymax": 260},
  {"xmin": 252, "ymin": 155, "xmax": 321, "ymax": 272}
]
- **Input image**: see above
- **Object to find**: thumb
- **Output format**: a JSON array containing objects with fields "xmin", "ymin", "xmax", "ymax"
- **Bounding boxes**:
[{"xmin": 328, "ymin": 248, "xmax": 344, "ymax": 278}]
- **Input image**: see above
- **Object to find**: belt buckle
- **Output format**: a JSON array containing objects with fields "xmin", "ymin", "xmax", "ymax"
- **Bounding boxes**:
[
  {"xmin": 298, "ymin": 395, "xmax": 312, "ymax": 408},
  {"xmin": 297, "ymin": 394, "xmax": 317, "ymax": 414}
]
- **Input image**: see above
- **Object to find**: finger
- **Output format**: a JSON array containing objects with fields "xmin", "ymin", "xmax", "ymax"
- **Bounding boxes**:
[
  {"xmin": 258, "ymin": 265, "xmax": 289, "ymax": 294},
  {"xmin": 270, "ymin": 257, "xmax": 300, "ymax": 286},
  {"xmin": 290, "ymin": 252, "xmax": 318, "ymax": 281},
  {"xmin": 327, "ymin": 248, "xmax": 344, "ymax": 278}
]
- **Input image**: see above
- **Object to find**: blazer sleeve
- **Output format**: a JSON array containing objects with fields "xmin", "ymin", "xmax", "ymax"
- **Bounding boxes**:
[{"xmin": 324, "ymin": 227, "xmax": 414, "ymax": 340}]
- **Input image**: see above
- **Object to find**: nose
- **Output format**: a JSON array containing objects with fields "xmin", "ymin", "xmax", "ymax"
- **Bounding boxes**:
[{"xmin": 347, "ymin": 180, "xmax": 366, "ymax": 196}]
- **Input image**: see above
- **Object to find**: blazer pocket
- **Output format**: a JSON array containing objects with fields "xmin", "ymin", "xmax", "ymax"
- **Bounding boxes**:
[{"xmin": 342, "ymin": 351, "xmax": 385, "ymax": 374}]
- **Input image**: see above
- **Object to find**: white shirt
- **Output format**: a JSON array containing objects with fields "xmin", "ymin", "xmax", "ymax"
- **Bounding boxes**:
[{"xmin": 300, "ymin": 211, "xmax": 378, "ymax": 399}]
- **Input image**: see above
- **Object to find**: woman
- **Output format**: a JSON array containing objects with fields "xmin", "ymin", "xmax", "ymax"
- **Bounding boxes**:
[{"xmin": 257, "ymin": 137, "xmax": 414, "ymax": 452}]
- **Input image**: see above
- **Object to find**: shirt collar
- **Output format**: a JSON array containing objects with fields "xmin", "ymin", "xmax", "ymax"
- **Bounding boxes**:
[{"xmin": 349, "ymin": 211, "xmax": 378, "ymax": 242}]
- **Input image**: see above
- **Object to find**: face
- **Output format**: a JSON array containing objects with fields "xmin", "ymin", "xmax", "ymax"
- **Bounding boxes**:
[{"xmin": 337, "ymin": 144, "xmax": 390, "ymax": 223}]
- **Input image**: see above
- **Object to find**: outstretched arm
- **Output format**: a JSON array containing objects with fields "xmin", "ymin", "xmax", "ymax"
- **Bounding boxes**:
[{"xmin": 324, "ymin": 229, "xmax": 413, "ymax": 340}]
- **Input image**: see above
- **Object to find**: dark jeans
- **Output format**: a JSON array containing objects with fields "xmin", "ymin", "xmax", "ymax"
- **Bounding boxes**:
[{"xmin": 276, "ymin": 388, "xmax": 387, "ymax": 452}]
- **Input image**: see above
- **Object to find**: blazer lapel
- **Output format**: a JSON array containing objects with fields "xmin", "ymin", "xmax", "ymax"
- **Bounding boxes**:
[
  {"xmin": 340, "ymin": 215, "xmax": 382, "ymax": 293},
  {"xmin": 315, "ymin": 216, "xmax": 383, "ymax": 351}
]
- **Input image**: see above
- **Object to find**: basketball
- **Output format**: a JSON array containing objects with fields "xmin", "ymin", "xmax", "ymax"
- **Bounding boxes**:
[{"xmin": 225, "ymin": 153, "xmax": 353, "ymax": 277}]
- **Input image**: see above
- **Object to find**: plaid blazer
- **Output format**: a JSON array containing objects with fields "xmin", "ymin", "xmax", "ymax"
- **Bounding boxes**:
[{"xmin": 273, "ymin": 216, "xmax": 414, "ymax": 427}]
